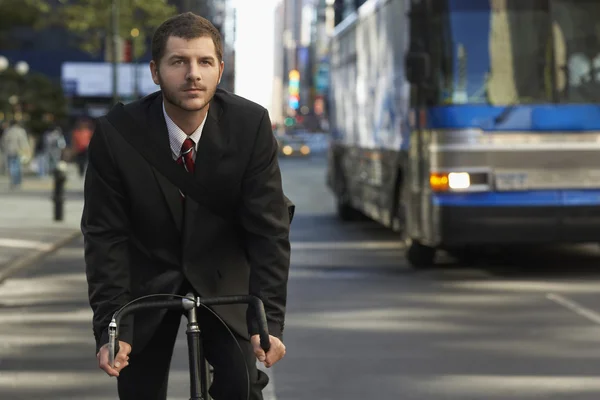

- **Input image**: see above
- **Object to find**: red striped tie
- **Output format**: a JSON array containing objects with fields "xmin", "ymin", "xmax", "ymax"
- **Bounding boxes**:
[
  {"xmin": 178, "ymin": 138, "xmax": 195, "ymax": 174},
  {"xmin": 177, "ymin": 138, "xmax": 195, "ymax": 199}
]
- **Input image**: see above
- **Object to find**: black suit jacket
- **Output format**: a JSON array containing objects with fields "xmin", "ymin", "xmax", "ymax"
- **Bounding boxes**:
[{"xmin": 82, "ymin": 89, "xmax": 291, "ymax": 354}]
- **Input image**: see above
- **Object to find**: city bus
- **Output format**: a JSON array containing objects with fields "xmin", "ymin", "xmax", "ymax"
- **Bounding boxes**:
[{"xmin": 326, "ymin": 0, "xmax": 600, "ymax": 267}]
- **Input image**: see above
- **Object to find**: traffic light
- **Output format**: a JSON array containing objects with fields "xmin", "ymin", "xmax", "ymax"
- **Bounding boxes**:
[{"xmin": 288, "ymin": 69, "xmax": 300, "ymax": 110}]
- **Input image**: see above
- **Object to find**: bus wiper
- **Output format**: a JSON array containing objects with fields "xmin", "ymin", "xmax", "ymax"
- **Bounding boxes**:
[
  {"xmin": 493, "ymin": 104, "xmax": 517, "ymax": 125},
  {"xmin": 492, "ymin": 60, "xmax": 549, "ymax": 126}
]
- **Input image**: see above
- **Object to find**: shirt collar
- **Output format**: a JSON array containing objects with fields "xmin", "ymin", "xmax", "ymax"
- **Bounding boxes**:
[{"xmin": 162, "ymin": 101, "xmax": 208, "ymax": 156}]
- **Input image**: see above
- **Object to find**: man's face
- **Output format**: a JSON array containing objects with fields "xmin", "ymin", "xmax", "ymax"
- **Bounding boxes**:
[{"xmin": 150, "ymin": 35, "xmax": 224, "ymax": 112}]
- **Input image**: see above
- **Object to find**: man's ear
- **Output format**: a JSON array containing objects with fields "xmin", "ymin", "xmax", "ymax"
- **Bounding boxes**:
[
  {"xmin": 218, "ymin": 61, "xmax": 225, "ymax": 84},
  {"xmin": 150, "ymin": 60, "xmax": 160, "ymax": 85}
]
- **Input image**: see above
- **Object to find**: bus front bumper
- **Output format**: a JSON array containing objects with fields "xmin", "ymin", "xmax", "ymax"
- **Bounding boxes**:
[
  {"xmin": 430, "ymin": 191, "xmax": 600, "ymax": 247},
  {"xmin": 435, "ymin": 205, "xmax": 600, "ymax": 246}
]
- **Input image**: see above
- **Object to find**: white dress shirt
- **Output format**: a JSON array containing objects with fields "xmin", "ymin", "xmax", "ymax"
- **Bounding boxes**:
[{"xmin": 162, "ymin": 102, "xmax": 208, "ymax": 162}]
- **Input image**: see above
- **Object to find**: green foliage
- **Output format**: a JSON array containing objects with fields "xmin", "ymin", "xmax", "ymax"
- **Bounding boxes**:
[
  {"xmin": 0, "ymin": 0, "xmax": 51, "ymax": 44},
  {"xmin": 0, "ymin": 0, "xmax": 177, "ymax": 57},
  {"xmin": 0, "ymin": 68, "xmax": 67, "ymax": 135},
  {"xmin": 24, "ymin": 74, "xmax": 68, "ymax": 135},
  {"xmin": 0, "ymin": 0, "xmax": 177, "ymax": 133},
  {"xmin": 52, "ymin": 0, "xmax": 178, "ymax": 58}
]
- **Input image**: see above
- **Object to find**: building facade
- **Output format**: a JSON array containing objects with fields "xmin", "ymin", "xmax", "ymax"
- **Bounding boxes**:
[
  {"xmin": 272, "ymin": 0, "xmax": 286, "ymax": 125},
  {"xmin": 217, "ymin": 0, "xmax": 236, "ymax": 93},
  {"xmin": 274, "ymin": 0, "xmax": 336, "ymax": 131},
  {"xmin": 333, "ymin": 0, "xmax": 367, "ymax": 26},
  {"xmin": 276, "ymin": 0, "xmax": 315, "ymax": 127}
]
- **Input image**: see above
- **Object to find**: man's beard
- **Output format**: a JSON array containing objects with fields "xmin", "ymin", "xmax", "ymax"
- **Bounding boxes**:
[{"xmin": 158, "ymin": 74, "xmax": 215, "ymax": 112}]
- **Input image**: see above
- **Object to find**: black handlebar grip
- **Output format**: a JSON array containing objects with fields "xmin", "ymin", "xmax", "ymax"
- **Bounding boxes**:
[{"xmin": 253, "ymin": 298, "xmax": 271, "ymax": 353}]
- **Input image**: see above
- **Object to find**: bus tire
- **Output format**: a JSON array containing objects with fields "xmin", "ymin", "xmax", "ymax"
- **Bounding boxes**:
[
  {"xmin": 334, "ymin": 175, "xmax": 361, "ymax": 221},
  {"xmin": 336, "ymin": 197, "xmax": 360, "ymax": 221},
  {"xmin": 446, "ymin": 246, "xmax": 480, "ymax": 265},
  {"xmin": 406, "ymin": 240, "xmax": 436, "ymax": 268}
]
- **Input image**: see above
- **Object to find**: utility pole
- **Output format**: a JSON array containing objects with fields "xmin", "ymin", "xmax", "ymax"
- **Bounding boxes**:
[
  {"xmin": 111, "ymin": 0, "xmax": 119, "ymax": 106},
  {"xmin": 131, "ymin": 28, "xmax": 140, "ymax": 99}
]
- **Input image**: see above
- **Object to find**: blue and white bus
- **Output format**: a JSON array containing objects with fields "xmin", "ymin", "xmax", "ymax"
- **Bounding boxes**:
[{"xmin": 326, "ymin": 0, "xmax": 600, "ymax": 267}]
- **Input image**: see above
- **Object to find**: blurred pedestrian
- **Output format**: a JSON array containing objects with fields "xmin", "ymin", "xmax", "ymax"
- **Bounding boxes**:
[
  {"xmin": 36, "ymin": 114, "xmax": 65, "ymax": 177},
  {"xmin": 0, "ymin": 120, "xmax": 8, "ymax": 175},
  {"xmin": 1, "ymin": 121, "xmax": 31, "ymax": 189},
  {"xmin": 71, "ymin": 119, "xmax": 93, "ymax": 177},
  {"xmin": 44, "ymin": 117, "xmax": 67, "ymax": 175}
]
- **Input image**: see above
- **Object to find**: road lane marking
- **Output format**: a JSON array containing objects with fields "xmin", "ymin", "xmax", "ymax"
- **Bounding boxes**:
[
  {"xmin": 399, "ymin": 374, "xmax": 600, "ymax": 396},
  {"xmin": 547, "ymin": 293, "xmax": 600, "ymax": 325},
  {"xmin": 291, "ymin": 241, "xmax": 402, "ymax": 250},
  {"xmin": 0, "ymin": 238, "xmax": 53, "ymax": 251}
]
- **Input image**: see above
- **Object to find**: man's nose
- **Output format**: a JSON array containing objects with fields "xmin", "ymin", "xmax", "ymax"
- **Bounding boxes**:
[{"xmin": 187, "ymin": 64, "xmax": 202, "ymax": 81}]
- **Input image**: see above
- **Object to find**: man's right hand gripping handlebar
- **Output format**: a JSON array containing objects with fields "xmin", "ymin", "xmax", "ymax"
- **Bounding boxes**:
[
  {"xmin": 98, "ymin": 294, "xmax": 276, "ymax": 377},
  {"xmin": 98, "ymin": 337, "xmax": 131, "ymax": 377}
]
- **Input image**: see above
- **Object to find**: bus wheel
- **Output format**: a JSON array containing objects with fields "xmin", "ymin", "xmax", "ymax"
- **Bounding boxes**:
[
  {"xmin": 336, "ymin": 197, "xmax": 360, "ymax": 221},
  {"xmin": 406, "ymin": 240, "xmax": 436, "ymax": 268},
  {"xmin": 446, "ymin": 246, "xmax": 481, "ymax": 265}
]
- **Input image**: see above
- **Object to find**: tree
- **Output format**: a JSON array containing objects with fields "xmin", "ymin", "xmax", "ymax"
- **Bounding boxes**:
[
  {"xmin": 0, "ymin": 0, "xmax": 50, "ymax": 46},
  {"xmin": 0, "ymin": 67, "xmax": 67, "ymax": 135},
  {"xmin": 23, "ymin": 73, "xmax": 68, "ymax": 135},
  {"xmin": 51, "ymin": 0, "xmax": 178, "ymax": 59}
]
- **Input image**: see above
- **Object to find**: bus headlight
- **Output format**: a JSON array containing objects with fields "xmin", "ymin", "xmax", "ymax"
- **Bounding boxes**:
[
  {"xmin": 430, "ymin": 172, "xmax": 471, "ymax": 191},
  {"xmin": 448, "ymin": 172, "xmax": 470, "ymax": 189}
]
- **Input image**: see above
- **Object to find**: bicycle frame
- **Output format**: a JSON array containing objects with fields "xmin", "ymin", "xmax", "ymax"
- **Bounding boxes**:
[{"xmin": 108, "ymin": 293, "xmax": 271, "ymax": 400}]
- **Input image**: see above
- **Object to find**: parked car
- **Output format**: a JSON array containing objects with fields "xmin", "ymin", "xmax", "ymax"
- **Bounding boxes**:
[{"xmin": 277, "ymin": 136, "xmax": 311, "ymax": 157}]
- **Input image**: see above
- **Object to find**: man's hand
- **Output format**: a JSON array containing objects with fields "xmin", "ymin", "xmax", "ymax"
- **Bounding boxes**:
[
  {"xmin": 251, "ymin": 335, "xmax": 286, "ymax": 368},
  {"xmin": 97, "ymin": 340, "xmax": 132, "ymax": 377}
]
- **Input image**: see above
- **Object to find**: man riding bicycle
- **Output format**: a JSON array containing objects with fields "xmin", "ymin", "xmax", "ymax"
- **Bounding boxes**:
[{"xmin": 82, "ymin": 12, "xmax": 291, "ymax": 400}]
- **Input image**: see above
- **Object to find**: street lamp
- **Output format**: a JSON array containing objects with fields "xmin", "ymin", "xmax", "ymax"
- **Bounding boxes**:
[
  {"xmin": 15, "ymin": 61, "xmax": 29, "ymax": 76},
  {"xmin": 0, "ymin": 57, "xmax": 29, "ymax": 75},
  {"xmin": 0, "ymin": 56, "xmax": 8, "ymax": 73},
  {"xmin": 0, "ymin": 58, "xmax": 30, "ymax": 121}
]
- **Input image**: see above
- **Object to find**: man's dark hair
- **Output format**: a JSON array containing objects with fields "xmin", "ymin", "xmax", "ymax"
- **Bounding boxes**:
[{"xmin": 152, "ymin": 12, "xmax": 223, "ymax": 64}]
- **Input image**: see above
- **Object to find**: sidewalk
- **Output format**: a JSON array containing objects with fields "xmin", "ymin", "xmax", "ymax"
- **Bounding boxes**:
[{"xmin": 0, "ymin": 163, "xmax": 84, "ymax": 282}]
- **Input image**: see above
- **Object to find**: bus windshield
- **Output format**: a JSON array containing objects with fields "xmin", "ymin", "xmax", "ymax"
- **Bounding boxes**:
[{"xmin": 429, "ymin": 0, "xmax": 600, "ymax": 105}]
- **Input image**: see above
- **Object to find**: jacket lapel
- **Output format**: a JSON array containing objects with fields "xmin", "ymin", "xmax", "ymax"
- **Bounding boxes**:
[
  {"xmin": 194, "ymin": 97, "xmax": 227, "ymax": 187},
  {"xmin": 183, "ymin": 97, "xmax": 229, "ymax": 247},
  {"xmin": 147, "ymin": 94, "xmax": 184, "ymax": 233}
]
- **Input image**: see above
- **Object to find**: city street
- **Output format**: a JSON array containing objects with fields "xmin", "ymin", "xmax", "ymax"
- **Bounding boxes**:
[{"xmin": 2, "ymin": 155, "xmax": 600, "ymax": 399}]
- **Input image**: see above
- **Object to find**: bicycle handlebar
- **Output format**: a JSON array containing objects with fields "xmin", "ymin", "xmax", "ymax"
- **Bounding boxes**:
[{"xmin": 108, "ymin": 294, "xmax": 271, "ymax": 368}]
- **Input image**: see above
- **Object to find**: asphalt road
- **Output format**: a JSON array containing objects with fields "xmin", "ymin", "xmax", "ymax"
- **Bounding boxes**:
[{"xmin": 2, "ymin": 154, "xmax": 600, "ymax": 399}]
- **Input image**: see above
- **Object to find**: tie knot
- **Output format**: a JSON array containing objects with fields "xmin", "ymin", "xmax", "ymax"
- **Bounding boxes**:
[{"xmin": 181, "ymin": 138, "xmax": 195, "ymax": 155}]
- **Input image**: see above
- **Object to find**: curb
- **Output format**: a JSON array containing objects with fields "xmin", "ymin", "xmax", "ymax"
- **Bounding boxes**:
[{"xmin": 0, "ymin": 229, "xmax": 82, "ymax": 284}]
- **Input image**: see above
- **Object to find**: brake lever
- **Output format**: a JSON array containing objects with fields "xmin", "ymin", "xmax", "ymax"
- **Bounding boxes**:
[{"xmin": 108, "ymin": 320, "xmax": 119, "ymax": 368}]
